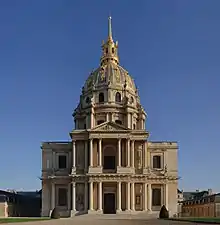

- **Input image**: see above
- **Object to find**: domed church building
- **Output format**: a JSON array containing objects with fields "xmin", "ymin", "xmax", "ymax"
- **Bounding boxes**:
[{"xmin": 41, "ymin": 17, "xmax": 178, "ymax": 218}]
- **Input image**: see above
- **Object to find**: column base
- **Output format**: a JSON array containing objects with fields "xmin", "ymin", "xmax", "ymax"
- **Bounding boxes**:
[
  {"xmin": 88, "ymin": 166, "xmax": 103, "ymax": 174},
  {"xmin": 143, "ymin": 168, "xmax": 151, "ymax": 174},
  {"xmin": 116, "ymin": 209, "xmax": 122, "ymax": 214},
  {"xmin": 70, "ymin": 210, "xmax": 77, "ymax": 217},
  {"xmin": 88, "ymin": 209, "xmax": 103, "ymax": 214},
  {"xmin": 71, "ymin": 167, "xmax": 76, "ymax": 174}
]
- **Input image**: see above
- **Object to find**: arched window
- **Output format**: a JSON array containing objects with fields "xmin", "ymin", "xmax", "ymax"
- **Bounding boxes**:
[
  {"xmin": 115, "ymin": 120, "xmax": 122, "ymax": 125},
  {"xmin": 153, "ymin": 155, "xmax": 161, "ymax": 169},
  {"xmin": 99, "ymin": 93, "xmax": 104, "ymax": 103},
  {"xmin": 115, "ymin": 92, "xmax": 121, "ymax": 103},
  {"xmin": 85, "ymin": 97, "xmax": 90, "ymax": 104},
  {"xmin": 97, "ymin": 120, "xmax": 104, "ymax": 125}
]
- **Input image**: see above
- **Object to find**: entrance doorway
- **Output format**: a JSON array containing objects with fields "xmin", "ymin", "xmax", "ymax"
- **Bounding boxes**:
[{"xmin": 103, "ymin": 193, "xmax": 116, "ymax": 214}]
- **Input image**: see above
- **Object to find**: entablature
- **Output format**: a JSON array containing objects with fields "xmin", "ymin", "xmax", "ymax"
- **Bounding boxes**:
[
  {"xmin": 41, "ymin": 142, "xmax": 72, "ymax": 151},
  {"xmin": 148, "ymin": 141, "xmax": 178, "ymax": 150}
]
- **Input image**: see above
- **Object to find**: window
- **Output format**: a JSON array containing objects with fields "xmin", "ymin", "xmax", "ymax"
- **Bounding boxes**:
[
  {"xmin": 115, "ymin": 120, "xmax": 122, "ymax": 125},
  {"xmin": 112, "ymin": 48, "xmax": 115, "ymax": 54},
  {"xmin": 115, "ymin": 92, "xmax": 121, "ymax": 102},
  {"xmin": 104, "ymin": 156, "xmax": 115, "ymax": 170},
  {"xmin": 153, "ymin": 155, "xmax": 161, "ymax": 169},
  {"xmin": 86, "ymin": 97, "xmax": 90, "ymax": 104},
  {"xmin": 97, "ymin": 120, "xmax": 104, "ymax": 125},
  {"xmin": 130, "ymin": 96, "xmax": 134, "ymax": 104},
  {"xmin": 152, "ymin": 188, "xmax": 161, "ymax": 206},
  {"xmin": 99, "ymin": 93, "xmax": 104, "ymax": 103},
  {"xmin": 58, "ymin": 188, "xmax": 67, "ymax": 206},
  {"xmin": 106, "ymin": 48, "xmax": 108, "ymax": 54},
  {"xmin": 84, "ymin": 124, "xmax": 86, "ymax": 129},
  {"xmin": 58, "ymin": 155, "xmax": 67, "ymax": 169}
]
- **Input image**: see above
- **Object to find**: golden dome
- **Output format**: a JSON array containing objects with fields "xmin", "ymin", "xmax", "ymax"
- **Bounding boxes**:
[{"xmin": 84, "ymin": 17, "xmax": 137, "ymax": 93}]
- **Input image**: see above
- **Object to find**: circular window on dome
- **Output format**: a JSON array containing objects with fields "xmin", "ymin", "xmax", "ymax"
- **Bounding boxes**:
[{"xmin": 86, "ymin": 97, "xmax": 90, "ymax": 104}]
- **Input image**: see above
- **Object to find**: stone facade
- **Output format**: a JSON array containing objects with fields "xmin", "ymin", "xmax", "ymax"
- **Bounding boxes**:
[{"xmin": 41, "ymin": 17, "xmax": 179, "ymax": 217}]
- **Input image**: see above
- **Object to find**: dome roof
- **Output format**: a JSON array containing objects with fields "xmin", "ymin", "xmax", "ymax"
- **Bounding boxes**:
[
  {"xmin": 84, "ymin": 62, "xmax": 136, "ymax": 93},
  {"xmin": 83, "ymin": 17, "xmax": 136, "ymax": 94}
]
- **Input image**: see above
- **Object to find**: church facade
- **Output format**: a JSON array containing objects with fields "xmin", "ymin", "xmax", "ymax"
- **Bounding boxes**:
[{"xmin": 41, "ymin": 17, "xmax": 178, "ymax": 217}]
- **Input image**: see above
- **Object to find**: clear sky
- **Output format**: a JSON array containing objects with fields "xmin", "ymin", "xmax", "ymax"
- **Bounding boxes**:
[{"xmin": 0, "ymin": 0, "xmax": 220, "ymax": 192}]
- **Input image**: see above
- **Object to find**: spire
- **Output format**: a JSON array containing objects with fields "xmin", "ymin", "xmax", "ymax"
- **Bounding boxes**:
[
  {"xmin": 100, "ymin": 17, "xmax": 119, "ymax": 66},
  {"xmin": 108, "ymin": 16, "xmax": 113, "ymax": 41}
]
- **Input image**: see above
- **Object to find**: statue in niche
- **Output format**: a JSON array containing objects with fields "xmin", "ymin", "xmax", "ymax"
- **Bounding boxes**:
[{"xmin": 76, "ymin": 185, "xmax": 84, "ymax": 211}]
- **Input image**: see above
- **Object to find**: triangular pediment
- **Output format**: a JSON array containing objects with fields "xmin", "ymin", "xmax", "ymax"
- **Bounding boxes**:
[{"xmin": 91, "ymin": 121, "xmax": 129, "ymax": 132}]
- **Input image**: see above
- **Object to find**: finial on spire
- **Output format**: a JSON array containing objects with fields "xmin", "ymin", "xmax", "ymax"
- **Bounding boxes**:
[{"xmin": 108, "ymin": 16, "xmax": 113, "ymax": 40}]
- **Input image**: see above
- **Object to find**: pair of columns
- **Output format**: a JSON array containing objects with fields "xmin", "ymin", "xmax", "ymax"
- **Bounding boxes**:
[
  {"xmin": 117, "ymin": 139, "xmax": 135, "ymax": 167},
  {"xmin": 89, "ymin": 182, "xmax": 102, "ymax": 211},
  {"xmin": 89, "ymin": 139, "xmax": 102, "ymax": 167}
]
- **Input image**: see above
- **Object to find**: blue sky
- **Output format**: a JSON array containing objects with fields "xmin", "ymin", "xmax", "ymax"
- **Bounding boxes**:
[{"xmin": 0, "ymin": 0, "xmax": 220, "ymax": 192}]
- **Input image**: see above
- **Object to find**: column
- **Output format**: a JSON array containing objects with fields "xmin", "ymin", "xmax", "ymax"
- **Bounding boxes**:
[
  {"xmin": 117, "ymin": 182, "xmax": 122, "ymax": 211},
  {"xmin": 72, "ymin": 182, "xmax": 76, "ymax": 211},
  {"xmin": 68, "ymin": 183, "xmax": 71, "ymax": 210},
  {"xmin": 84, "ymin": 182, "xmax": 88, "ymax": 211},
  {"xmin": 98, "ymin": 182, "xmax": 102, "ymax": 211},
  {"xmin": 143, "ymin": 183, "xmax": 147, "ymax": 210},
  {"xmin": 148, "ymin": 184, "xmax": 152, "ymax": 211},
  {"xmin": 99, "ymin": 139, "xmax": 102, "ymax": 167},
  {"xmin": 72, "ymin": 141, "xmax": 76, "ymax": 168},
  {"xmin": 131, "ymin": 182, "xmax": 135, "ymax": 211},
  {"xmin": 52, "ymin": 151, "xmax": 56, "ymax": 170},
  {"xmin": 127, "ymin": 139, "xmax": 130, "ymax": 167},
  {"xmin": 86, "ymin": 115, "xmax": 89, "ymax": 129},
  {"xmin": 51, "ymin": 182, "xmax": 55, "ymax": 209},
  {"xmin": 131, "ymin": 140, "xmax": 135, "ymax": 168},
  {"xmin": 118, "ymin": 139, "xmax": 121, "ymax": 167},
  {"xmin": 89, "ymin": 139, "xmax": 93, "ymax": 167},
  {"xmin": 126, "ymin": 182, "xmax": 131, "ymax": 210},
  {"xmin": 106, "ymin": 113, "xmax": 109, "ymax": 122},
  {"xmin": 84, "ymin": 141, "xmax": 88, "ymax": 171},
  {"xmin": 91, "ymin": 113, "xmax": 94, "ymax": 128},
  {"xmin": 165, "ymin": 184, "xmax": 169, "ymax": 210},
  {"xmin": 144, "ymin": 142, "xmax": 148, "ymax": 168},
  {"xmin": 89, "ymin": 182, "xmax": 93, "ymax": 210}
]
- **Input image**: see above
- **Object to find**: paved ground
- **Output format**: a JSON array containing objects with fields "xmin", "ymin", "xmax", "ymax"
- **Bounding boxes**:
[{"xmin": 4, "ymin": 217, "xmax": 216, "ymax": 225}]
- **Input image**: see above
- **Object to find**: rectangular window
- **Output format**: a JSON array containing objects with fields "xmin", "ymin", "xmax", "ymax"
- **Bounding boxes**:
[
  {"xmin": 153, "ymin": 155, "xmax": 161, "ymax": 169},
  {"xmin": 58, "ymin": 188, "xmax": 67, "ymax": 206},
  {"xmin": 152, "ymin": 188, "xmax": 161, "ymax": 206},
  {"xmin": 58, "ymin": 155, "xmax": 67, "ymax": 169}
]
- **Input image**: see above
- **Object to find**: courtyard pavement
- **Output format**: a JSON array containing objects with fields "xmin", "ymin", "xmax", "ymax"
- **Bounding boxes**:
[{"xmin": 5, "ymin": 217, "xmax": 217, "ymax": 225}]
